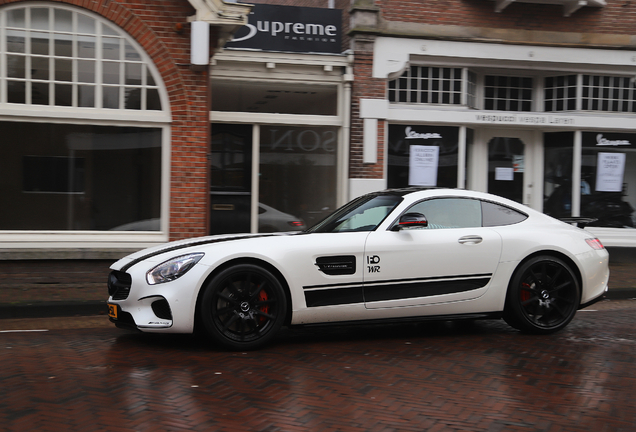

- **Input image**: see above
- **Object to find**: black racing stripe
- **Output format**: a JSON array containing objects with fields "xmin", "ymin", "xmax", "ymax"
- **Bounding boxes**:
[
  {"xmin": 120, "ymin": 234, "xmax": 275, "ymax": 272},
  {"xmin": 304, "ymin": 287, "xmax": 364, "ymax": 307},
  {"xmin": 303, "ymin": 275, "xmax": 492, "ymax": 307},
  {"xmin": 364, "ymin": 277, "xmax": 491, "ymax": 303},
  {"xmin": 364, "ymin": 273, "xmax": 493, "ymax": 287},
  {"xmin": 303, "ymin": 273, "xmax": 492, "ymax": 291}
]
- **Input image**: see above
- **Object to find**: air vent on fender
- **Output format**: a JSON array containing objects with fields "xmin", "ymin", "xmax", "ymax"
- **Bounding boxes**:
[{"xmin": 315, "ymin": 255, "xmax": 356, "ymax": 276}]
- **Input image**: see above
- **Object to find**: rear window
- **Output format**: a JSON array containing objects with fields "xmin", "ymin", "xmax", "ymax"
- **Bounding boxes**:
[{"xmin": 482, "ymin": 201, "xmax": 528, "ymax": 227}]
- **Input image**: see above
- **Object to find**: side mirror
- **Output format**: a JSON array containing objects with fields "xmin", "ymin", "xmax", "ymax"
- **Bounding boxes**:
[{"xmin": 392, "ymin": 212, "xmax": 428, "ymax": 231}]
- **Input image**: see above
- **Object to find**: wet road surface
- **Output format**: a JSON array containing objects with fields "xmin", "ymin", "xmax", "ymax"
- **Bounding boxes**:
[{"xmin": 1, "ymin": 300, "xmax": 635, "ymax": 431}]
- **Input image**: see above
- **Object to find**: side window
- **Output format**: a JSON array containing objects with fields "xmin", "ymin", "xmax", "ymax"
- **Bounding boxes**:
[
  {"xmin": 406, "ymin": 198, "xmax": 482, "ymax": 229},
  {"xmin": 481, "ymin": 201, "xmax": 528, "ymax": 227}
]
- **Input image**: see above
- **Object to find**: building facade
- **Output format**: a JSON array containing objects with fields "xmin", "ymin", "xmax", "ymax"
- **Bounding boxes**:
[
  {"xmin": 1, "ymin": 0, "xmax": 635, "ymax": 287},
  {"xmin": 349, "ymin": 0, "xmax": 636, "ymax": 247}
]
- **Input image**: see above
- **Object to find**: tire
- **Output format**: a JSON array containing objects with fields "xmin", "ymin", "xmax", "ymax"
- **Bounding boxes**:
[
  {"xmin": 199, "ymin": 264, "xmax": 287, "ymax": 350},
  {"xmin": 503, "ymin": 256, "xmax": 580, "ymax": 334}
]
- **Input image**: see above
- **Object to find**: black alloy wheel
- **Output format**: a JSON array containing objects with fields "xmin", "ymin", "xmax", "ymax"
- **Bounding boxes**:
[
  {"xmin": 200, "ymin": 264, "xmax": 287, "ymax": 350},
  {"xmin": 504, "ymin": 256, "xmax": 580, "ymax": 334}
]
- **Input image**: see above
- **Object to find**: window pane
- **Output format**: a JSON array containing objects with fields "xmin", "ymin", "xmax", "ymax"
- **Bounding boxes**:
[
  {"xmin": 78, "ymin": 60, "xmax": 95, "ymax": 83},
  {"xmin": 54, "ymin": 9, "xmax": 73, "ymax": 32},
  {"xmin": 103, "ymin": 86, "xmax": 119, "ymax": 109},
  {"xmin": 125, "ymin": 63, "xmax": 142, "ymax": 85},
  {"xmin": 7, "ymin": 30, "xmax": 26, "ymax": 53},
  {"xmin": 54, "ymin": 34, "xmax": 73, "ymax": 57},
  {"xmin": 31, "ymin": 57, "xmax": 49, "ymax": 80},
  {"xmin": 125, "ymin": 42, "xmax": 141, "ymax": 61},
  {"xmin": 55, "ymin": 59, "xmax": 72, "ymax": 81},
  {"xmin": 0, "ymin": 121, "xmax": 162, "ymax": 231},
  {"xmin": 124, "ymin": 88, "xmax": 141, "ymax": 110},
  {"xmin": 407, "ymin": 198, "xmax": 482, "ymax": 229},
  {"xmin": 482, "ymin": 201, "xmax": 527, "ymax": 227},
  {"xmin": 544, "ymin": 132, "xmax": 574, "ymax": 218},
  {"xmin": 387, "ymin": 125, "xmax": 458, "ymax": 188},
  {"xmin": 103, "ymin": 61, "xmax": 119, "ymax": 84},
  {"xmin": 31, "ymin": 8, "xmax": 49, "ymax": 30},
  {"xmin": 146, "ymin": 88, "xmax": 161, "ymax": 110},
  {"xmin": 31, "ymin": 32, "xmax": 49, "ymax": 55},
  {"xmin": 55, "ymin": 83, "xmax": 72, "ymax": 106},
  {"xmin": 7, "ymin": 81, "xmax": 26, "ymax": 103},
  {"xmin": 259, "ymin": 125, "xmax": 338, "ymax": 230},
  {"xmin": 31, "ymin": 82, "xmax": 49, "ymax": 105},
  {"xmin": 102, "ymin": 37, "xmax": 120, "ymax": 60},
  {"xmin": 78, "ymin": 85, "xmax": 95, "ymax": 107},
  {"xmin": 78, "ymin": 36, "xmax": 96, "ymax": 58},
  {"xmin": 7, "ymin": 55, "xmax": 26, "ymax": 78},
  {"xmin": 580, "ymin": 132, "xmax": 636, "ymax": 228},
  {"xmin": 7, "ymin": 9, "xmax": 25, "ymax": 27},
  {"xmin": 77, "ymin": 14, "xmax": 95, "ymax": 34}
]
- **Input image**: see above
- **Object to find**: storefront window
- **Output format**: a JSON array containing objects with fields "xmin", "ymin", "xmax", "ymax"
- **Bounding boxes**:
[
  {"xmin": 388, "ymin": 125, "xmax": 459, "ymax": 189},
  {"xmin": 259, "ymin": 125, "xmax": 338, "ymax": 230},
  {"xmin": 544, "ymin": 132, "xmax": 574, "ymax": 218},
  {"xmin": 0, "ymin": 121, "xmax": 161, "ymax": 231},
  {"xmin": 581, "ymin": 132, "xmax": 636, "ymax": 228}
]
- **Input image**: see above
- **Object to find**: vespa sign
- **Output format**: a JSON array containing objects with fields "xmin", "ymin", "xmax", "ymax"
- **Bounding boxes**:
[{"xmin": 225, "ymin": 4, "xmax": 342, "ymax": 54}]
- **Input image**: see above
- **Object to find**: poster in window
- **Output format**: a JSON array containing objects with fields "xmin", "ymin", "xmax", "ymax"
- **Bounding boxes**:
[
  {"xmin": 409, "ymin": 145, "xmax": 439, "ymax": 186},
  {"xmin": 595, "ymin": 152, "xmax": 625, "ymax": 192}
]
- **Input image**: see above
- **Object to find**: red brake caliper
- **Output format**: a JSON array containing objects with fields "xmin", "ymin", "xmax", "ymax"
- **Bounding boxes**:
[
  {"xmin": 258, "ymin": 289, "xmax": 269, "ymax": 324},
  {"xmin": 520, "ymin": 282, "xmax": 532, "ymax": 302}
]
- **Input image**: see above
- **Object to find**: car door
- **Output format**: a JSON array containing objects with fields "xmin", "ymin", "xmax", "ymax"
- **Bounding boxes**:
[{"xmin": 363, "ymin": 198, "xmax": 503, "ymax": 309}]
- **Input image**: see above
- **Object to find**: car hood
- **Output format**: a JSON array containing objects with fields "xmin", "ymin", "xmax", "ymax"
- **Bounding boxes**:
[{"xmin": 112, "ymin": 231, "xmax": 299, "ymax": 271}]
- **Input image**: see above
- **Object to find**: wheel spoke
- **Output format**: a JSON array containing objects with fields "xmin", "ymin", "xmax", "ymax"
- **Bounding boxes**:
[
  {"xmin": 254, "ymin": 309, "xmax": 275, "ymax": 321},
  {"xmin": 217, "ymin": 291, "xmax": 238, "ymax": 304},
  {"xmin": 249, "ymin": 281, "xmax": 267, "ymax": 301},
  {"xmin": 221, "ymin": 312, "xmax": 240, "ymax": 332}
]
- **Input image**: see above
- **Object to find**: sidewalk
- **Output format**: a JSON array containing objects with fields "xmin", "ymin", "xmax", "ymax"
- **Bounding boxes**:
[{"xmin": 1, "ymin": 261, "xmax": 635, "ymax": 320}]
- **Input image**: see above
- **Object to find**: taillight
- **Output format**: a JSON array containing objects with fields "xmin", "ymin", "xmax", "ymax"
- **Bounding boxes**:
[
  {"xmin": 288, "ymin": 221, "xmax": 304, "ymax": 227},
  {"xmin": 585, "ymin": 238, "xmax": 604, "ymax": 250}
]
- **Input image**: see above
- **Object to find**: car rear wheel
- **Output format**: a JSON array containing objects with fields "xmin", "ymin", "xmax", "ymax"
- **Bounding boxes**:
[
  {"xmin": 504, "ymin": 256, "xmax": 580, "ymax": 334},
  {"xmin": 199, "ymin": 264, "xmax": 287, "ymax": 350}
]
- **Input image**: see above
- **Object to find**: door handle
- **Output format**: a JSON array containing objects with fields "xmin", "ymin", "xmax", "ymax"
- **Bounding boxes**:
[{"xmin": 458, "ymin": 235, "xmax": 483, "ymax": 244}]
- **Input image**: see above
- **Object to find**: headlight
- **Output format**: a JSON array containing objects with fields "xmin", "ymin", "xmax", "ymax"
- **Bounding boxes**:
[{"xmin": 146, "ymin": 253, "xmax": 204, "ymax": 285}]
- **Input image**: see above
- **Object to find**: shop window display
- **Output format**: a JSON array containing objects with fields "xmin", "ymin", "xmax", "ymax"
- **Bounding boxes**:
[
  {"xmin": 581, "ymin": 132, "xmax": 636, "ymax": 228},
  {"xmin": 0, "ymin": 121, "xmax": 162, "ymax": 231}
]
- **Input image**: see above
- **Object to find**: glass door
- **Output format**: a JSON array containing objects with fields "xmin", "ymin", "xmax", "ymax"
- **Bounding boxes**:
[
  {"xmin": 483, "ymin": 130, "xmax": 534, "ymax": 206},
  {"xmin": 209, "ymin": 123, "xmax": 252, "ymax": 235}
]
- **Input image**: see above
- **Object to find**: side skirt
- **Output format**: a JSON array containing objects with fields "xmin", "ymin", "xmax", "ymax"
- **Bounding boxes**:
[{"xmin": 288, "ymin": 311, "xmax": 503, "ymax": 329}]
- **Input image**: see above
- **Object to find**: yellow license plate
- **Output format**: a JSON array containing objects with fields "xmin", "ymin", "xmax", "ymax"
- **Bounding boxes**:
[{"xmin": 107, "ymin": 304, "xmax": 118, "ymax": 319}]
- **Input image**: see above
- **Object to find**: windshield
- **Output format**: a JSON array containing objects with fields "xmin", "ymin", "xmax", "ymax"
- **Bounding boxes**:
[{"xmin": 307, "ymin": 194, "xmax": 403, "ymax": 233}]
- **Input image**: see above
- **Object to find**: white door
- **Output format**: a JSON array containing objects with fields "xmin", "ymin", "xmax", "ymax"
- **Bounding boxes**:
[{"xmin": 362, "ymin": 197, "xmax": 502, "ymax": 309}]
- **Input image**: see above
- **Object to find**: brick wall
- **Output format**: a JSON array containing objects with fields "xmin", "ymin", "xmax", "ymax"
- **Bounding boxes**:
[
  {"xmin": 377, "ymin": 0, "xmax": 636, "ymax": 35},
  {"xmin": 0, "ymin": 0, "xmax": 210, "ymax": 242}
]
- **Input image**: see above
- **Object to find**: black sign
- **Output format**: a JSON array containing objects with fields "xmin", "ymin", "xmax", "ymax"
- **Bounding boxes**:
[{"xmin": 225, "ymin": 4, "xmax": 342, "ymax": 54}]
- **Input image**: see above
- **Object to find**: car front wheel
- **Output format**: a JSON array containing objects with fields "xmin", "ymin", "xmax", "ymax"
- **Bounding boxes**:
[
  {"xmin": 199, "ymin": 264, "xmax": 287, "ymax": 350},
  {"xmin": 504, "ymin": 256, "xmax": 580, "ymax": 334}
]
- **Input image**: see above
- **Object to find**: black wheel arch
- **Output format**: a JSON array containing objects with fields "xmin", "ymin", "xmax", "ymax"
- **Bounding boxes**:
[
  {"xmin": 194, "ymin": 257, "xmax": 293, "ymax": 333},
  {"xmin": 504, "ymin": 250, "xmax": 583, "ymax": 308}
]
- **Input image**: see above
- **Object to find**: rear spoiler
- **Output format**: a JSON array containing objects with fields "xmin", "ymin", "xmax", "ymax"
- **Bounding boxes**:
[{"xmin": 559, "ymin": 217, "xmax": 598, "ymax": 228}]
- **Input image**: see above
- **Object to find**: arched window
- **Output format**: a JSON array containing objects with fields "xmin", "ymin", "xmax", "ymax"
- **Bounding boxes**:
[{"xmin": 0, "ymin": 4, "xmax": 170, "ymax": 241}]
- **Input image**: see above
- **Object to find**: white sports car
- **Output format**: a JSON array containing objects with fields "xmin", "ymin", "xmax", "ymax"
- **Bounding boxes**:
[{"xmin": 107, "ymin": 188, "xmax": 609, "ymax": 350}]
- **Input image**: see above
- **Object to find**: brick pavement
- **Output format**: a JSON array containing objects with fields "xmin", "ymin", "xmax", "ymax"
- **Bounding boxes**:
[{"xmin": 0, "ymin": 300, "xmax": 634, "ymax": 431}]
